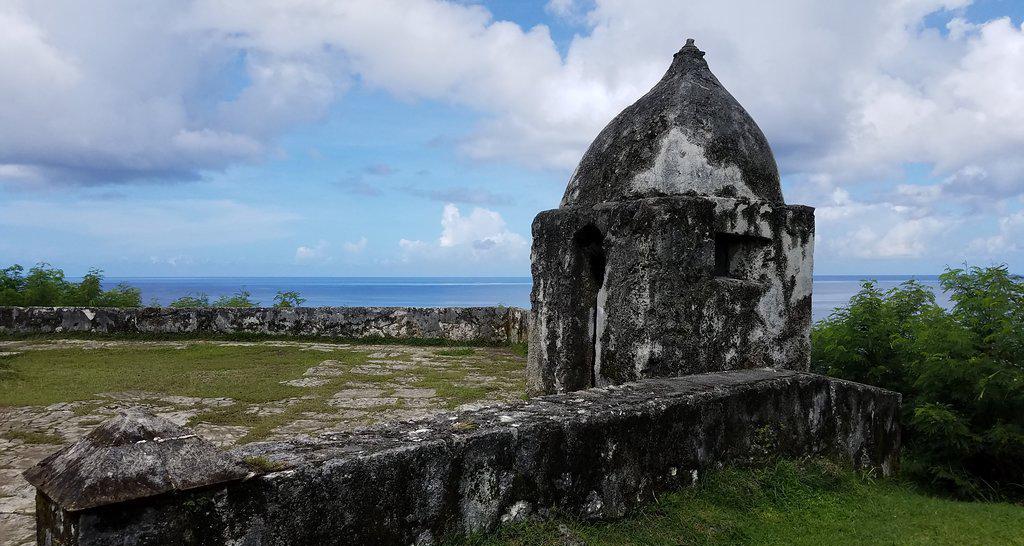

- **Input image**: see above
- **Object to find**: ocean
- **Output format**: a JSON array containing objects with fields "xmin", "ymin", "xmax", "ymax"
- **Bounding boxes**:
[{"xmin": 100, "ymin": 275, "xmax": 948, "ymax": 323}]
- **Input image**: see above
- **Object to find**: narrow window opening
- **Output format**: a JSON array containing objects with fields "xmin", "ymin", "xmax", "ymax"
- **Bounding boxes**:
[{"xmin": 573, "ymin": 225, "xmax": 606, "ymax": 388}]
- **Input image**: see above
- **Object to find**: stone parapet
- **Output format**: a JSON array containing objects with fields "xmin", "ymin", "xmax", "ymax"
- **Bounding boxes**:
[
  {"xmin": 0, "ymin": 306, "xmax": 528, "ymax": 344},
  {"xmin": 27, "ymin": 369, "xmax": 900, "ymax": 545}
]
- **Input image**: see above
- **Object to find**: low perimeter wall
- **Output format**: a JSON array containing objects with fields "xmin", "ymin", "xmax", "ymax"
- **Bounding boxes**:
[
  {"xmin": 26, "ymin": 369, "xmax": 900, "ymax": 546},
  {"xmin": 0, "ymin": 305, "xmax": 528, "ymax": 344}
]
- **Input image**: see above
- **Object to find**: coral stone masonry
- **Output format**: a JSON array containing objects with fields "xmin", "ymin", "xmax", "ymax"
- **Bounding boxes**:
[
  {"xmin": 0, "ymin": 306, "xmax": 528, "ymax": 344},
  {"xmin": 26, "ymin": 370, "xmax": 899, "ymax": 546},
  {"xmin": 528, "ymin": 39, "xmax": 814, "ymax": 395}
]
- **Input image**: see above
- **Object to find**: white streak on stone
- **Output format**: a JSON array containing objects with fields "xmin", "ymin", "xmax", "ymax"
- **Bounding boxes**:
[{"xmin": 629, "ymin": 128, "xmax": 757, "ymax": 201}]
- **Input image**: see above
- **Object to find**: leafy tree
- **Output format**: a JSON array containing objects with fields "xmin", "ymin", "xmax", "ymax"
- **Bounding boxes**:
[
  {"xmin": 0, "ymin": 265, "xmax": 26, "ymax": 306},
  {"xmin": 92, "ymin": 284, "xmax": 143, "ymax": 307},
  {"xmin": 0, "ymin": 263, "xmax": 141, "ymax": 307},
  {"xmin": 22, "ymin": 263, "xmax": 72, "ymax": 306},
  {"xmin": 212, "ymin": 290, "xmax": 256, "ymax": 308},
  {"xmin": 71, "ymin": 268, "xmax": 104, "ymax": 306},
  {"xmin": 813, "ymin": 265, "xmax": 1024, "ymax": 498},
  {"xmin": 273, "ymin": 290, "xmax": 306, "ymax": 308}
]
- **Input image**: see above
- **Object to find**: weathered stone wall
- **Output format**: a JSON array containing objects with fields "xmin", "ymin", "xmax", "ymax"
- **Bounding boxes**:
[
  {"xmin": 528, "ymin": 196, "xmax": 813, "ymax": 395},
  {"xmin": 0, "ymin": 306, "xmax": 528, "ymax": 344},
  {"xmin": 27, "ymin": 369, "xmax": 900, "ymax": 545}
]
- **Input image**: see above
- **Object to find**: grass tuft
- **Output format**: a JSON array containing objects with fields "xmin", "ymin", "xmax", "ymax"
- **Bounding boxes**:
[
  {"xmin": 242, "ymin": 455, "xmax": 288, "ymax": 473},
  {"xmin": 2, "ymin": 429, "xmax": 64, "ymax": 445}
]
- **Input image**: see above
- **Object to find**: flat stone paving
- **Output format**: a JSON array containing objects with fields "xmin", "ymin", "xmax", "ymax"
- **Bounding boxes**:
[{"xmin": 0, "ymin": 339, "xmax": 526, "ymax": 546}]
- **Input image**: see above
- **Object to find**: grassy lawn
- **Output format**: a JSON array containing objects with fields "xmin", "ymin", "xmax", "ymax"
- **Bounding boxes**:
[
  {"xmin": 0, "ymin": 344, "xmax": 344, "ymax": 407},
  {"xmin": 452, "ymin": 459, "xmax": 1024, "ymax": 546},
  {"xmin": 0, "ymin": 340, "xmax": 525, "ymax": 443}
]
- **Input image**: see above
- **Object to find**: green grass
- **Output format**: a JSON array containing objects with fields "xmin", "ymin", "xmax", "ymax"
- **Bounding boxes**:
[
  {"xmin": 1, "ymin": 429, "xmax": 64, "ymax": 445},
  {"xmin": 0, "ymin": 343, "xmax": 356, "ymax": 407},
  {"xmin": 450, "ymin": 459, "xmax": 1024, "ymax": 546},
  {"xmin": 509, "ymin": 343, "xmax": 528, "ymax": 357},
  {"xmin": 407, "ymin": 356, "xmax": 523, "ymax": 409},
  {"xmin": 242, "ymin": 455, "xmax": 289, "ymax": 473},
  {"xmin": 0, "ymin": 341, "xmax": 526, "ymax": 443}
]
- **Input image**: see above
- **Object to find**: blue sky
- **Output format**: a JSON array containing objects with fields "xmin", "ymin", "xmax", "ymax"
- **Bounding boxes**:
[{"xmin": 2, "ymin": 0, "xmax": 1024, "ymax": 276}]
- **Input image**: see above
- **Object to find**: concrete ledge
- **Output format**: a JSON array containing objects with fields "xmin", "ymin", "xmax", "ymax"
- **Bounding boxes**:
[
  {"xmin": 27, "ymin": 369, "xmax": 899, "ymax": 545},
  {"xmin": 0, "ymin": 306, "xmax": 528, "ymax": 344}
]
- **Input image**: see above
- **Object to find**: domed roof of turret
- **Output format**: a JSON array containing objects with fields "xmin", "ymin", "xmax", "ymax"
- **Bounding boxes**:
[{"xmin": 561, "ymin": 39, "xmax": 783, "ymax": 207}]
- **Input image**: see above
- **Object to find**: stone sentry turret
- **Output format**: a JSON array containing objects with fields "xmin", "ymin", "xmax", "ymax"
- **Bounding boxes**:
[{"xmin": 528, "ymin": 39, "xmax": 814, "ymax": 395}]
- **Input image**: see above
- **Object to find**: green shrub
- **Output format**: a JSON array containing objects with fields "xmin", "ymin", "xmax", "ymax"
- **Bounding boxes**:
[
  {"xmin": 0, "ymin": 263, "xmax": 141, "ymax": 307},
  {"xmin": 168, "ymin": 293, "xmax": 211, "ymax": 308},
  {"xmin": 812, "ymin": 265, "xmax": 1024, "ymax": 498},
  {"xmin": 212, "ymin": 290, "xmax": 256, "ymax": 308},
  {"xmin": 170, "ymin": 291, "xmax": 258, "ymax": 308},
  {"xmin": 273, "ymin": 290, "xmax": 306, "ymax": 308}
]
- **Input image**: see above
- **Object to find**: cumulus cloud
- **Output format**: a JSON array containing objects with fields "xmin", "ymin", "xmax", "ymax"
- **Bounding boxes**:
[
  {"xmin": 4, "ymin": 0, "xmax": 1023, "ymax": 191},
  {"xmin": 0, "ymin": 2, "xmax": 272, "ymax": 186},
  {"xmin": 399, "ymin": 203, "xmax": 527, "ymax": 263},
  {"xmin": 806, "ymin": 181, "xmax": 958, "ymax": 265},
  {"xmin": 343, "ymin": 237, "xmax": 368, "ymax": 253},
  {"xmin": 295, "ymin": 240, "xmax": 330, "ymax": 263},
  {"xmin": 970, "ymin": 211, "xmax": 1024, "ymax": 256}
]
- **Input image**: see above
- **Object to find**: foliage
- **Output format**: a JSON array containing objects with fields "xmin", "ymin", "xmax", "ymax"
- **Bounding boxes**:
[
  {"xmin": 212, "ymin": 290, "xmax": 257, "ymax": 308},
  {"xmin": 0, "ymin": 263, "xmax": 141, "ymax": 307},
  {"xmin": 812, "ymin": 265, "xmax": 1024, "ymax": 498},
  {"xmin": 273, "ymin": 290, "xmax": 306, "ymax": 308},
  {"xmin": 435, "ymin": 347, "xmax": 475, "ymax": 357},
  {"xmin": 1, "ymin": 429, "xmax": 64, "ymax": 445},
  {"xmin": 242, "ymin": 455, "xmax": 288, "ymax": 472},
  {"xmin": 450, "ymin": 458, "xmax": 1024, "ymax": 545},
  {"xmin": 170, "ymin": 290, "xmax": 261, "ymax": 308},
  {"xmin": 168, "ymin": 293, "xmax": 211, "ymax": 308}
]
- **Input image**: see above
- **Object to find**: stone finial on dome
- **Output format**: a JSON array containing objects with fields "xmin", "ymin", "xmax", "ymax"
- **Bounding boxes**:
[
  {"xmin": 677, "ymin": 38, "xmax": 703, "ymax": 57},
  {"xmin": 561, "ymin": 38, "xmax": 783, "ymax": 207}
]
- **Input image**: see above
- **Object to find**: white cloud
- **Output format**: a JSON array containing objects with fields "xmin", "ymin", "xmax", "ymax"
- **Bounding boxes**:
[
  {"xmin": 544, "ymin": 0, "xmax": 588, "ymax": 24},
  {"xmin": 295, "ymin": 240, "xmax": 329, "ymax": 263},
  {"xmin": 343, "ymin": 237, "xmax": 368, "ymax": 253},
  {"xmin": 4, "ymin": 0, "xmax": 1024, "ymax": 197},
  {"xmin": 970, "ymin": 211, "xmax": 1024, "ymax": 256},
  {"xmin": 815, "ymin": 186, "xmax": 954, "ymax": 260},
  {"xmin": 400, "ymin": 203, "xmax": 527, "ymax": 263}
]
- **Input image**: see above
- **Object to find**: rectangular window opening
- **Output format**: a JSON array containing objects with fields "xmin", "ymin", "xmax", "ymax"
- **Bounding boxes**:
[{"xmin": 714, "ymin": 233, "xmax": 770, "ymax": 279}]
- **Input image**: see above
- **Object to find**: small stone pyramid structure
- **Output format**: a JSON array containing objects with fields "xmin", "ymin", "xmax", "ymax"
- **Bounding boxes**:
[{"xmin": 24, "ymin": 410, "xmax": 251, "ymax": 511}]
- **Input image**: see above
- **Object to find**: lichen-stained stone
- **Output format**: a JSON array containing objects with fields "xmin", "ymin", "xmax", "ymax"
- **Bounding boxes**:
[
  {"xmin": 0, "ymin": 306, "xmax": 529, "ymax": 344},
  {"xmin": 528, "ymin": 40, "xmax": 814, "ymax": 395},
  {"xmin": 26, "ymin": 369, "xmax": 900, "ymax": 546},
  {"xmin": 561, "ymin": 39, "xmax": 783, "ymax": 208},
  {"xmin": 23, "ymin": 410, "xmax": 251, "ymax": 512}
]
